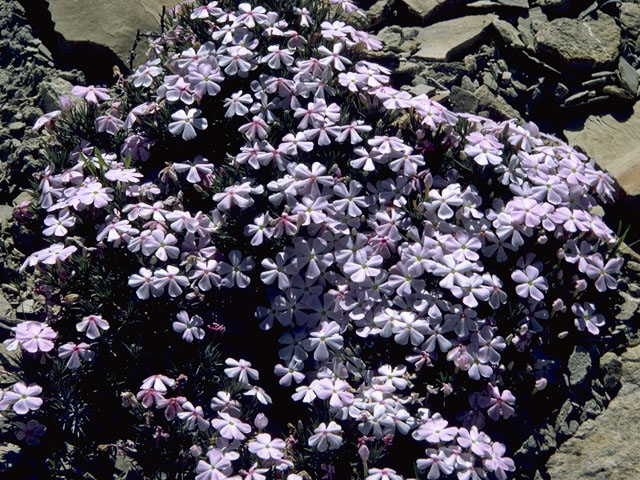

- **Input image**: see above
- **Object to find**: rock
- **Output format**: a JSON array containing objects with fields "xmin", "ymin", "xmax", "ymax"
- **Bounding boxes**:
[
  {"xmin": 492, "ymin": 19, "xmax": 525, "ymax": 50},
  {"xmin": 620, "ymin": 2, "xmax": 640, "ymax": 38},
  {"xmin": 412, "ymin": 15, "xmax": 497, "ymax": 62},
  {"xmin": 534, "ymin": 14, "xmax": 621, "ymax": 73},
  {"xmin": 600, "ymin": 352, "xmax": 623, "ymax": 391},
  {"xmin": 496, "ymin": 0, "xmax": 529, "ymax": 7},
  {"xmin": 616, "ymin": 291, "xmax": 640, "ymax": 321},
  {"xmin": 481, "ymin": 71, "xmax": 498, "ymax": 91},
  {"xmin": 7, "ymin": 122, "xmax": 25, "ymax": 136},
  {"xmin": 400, "ymin": 0, "xmax": 466, "ymax": 23},
  {"xmin": 567, "ymin": 345, "xmax": 592, "ymax": 387},
  {"xmin": 555, "ymin": 400, "xmax": 579, "ymax": 437},
  {"xmin": 450, "ymin": 86, "xmax": 479, "ymax": 112},
  {"xmin": 473, "ymin": 84, "xmax": 522, "ymax": 120},
  {"xmin": 47, "ymin": 0, "xmax": 175, "ymax": 68},
  {"xmin": 602, "ymin": 85, "xmax": 634, "ymax": 100},
  {"xmin": 376, "ymin": 26, "xmax": 403, "ymax": 50},
  {"xmin": 546, "ymin": 345, "xmax": 640, "ymax": 480},
  {"xmin": 0, "ymin": 443, "xmax": 21, "ymax": 474},
  {"xmin": 618, "ymin": 57, "xmax": 639, "ymax": 97},
  {"xmin": 515, "ymin": 422, "xmax": 557, "ymax": 470},
  {"xmin": 0, "ymin": 205, "xmax": 13, "ymax": 231},
  {"xmin": 564, "ymin": 102, "xmax": 640, "ymax": 196},
  {"xmin": 38, "ymin": 76, "xmax": 74, "ymax": 112},
  {"xmin": 358, "ymin": 0, "xmax": 395, "ymax": 29},
  {"xmin": 404, "ymin": 84, "xmax": 437, "ymax": 96},
  {"xmin": 0, "ymin": 292, "xmax": 14, "ymax": 318}
]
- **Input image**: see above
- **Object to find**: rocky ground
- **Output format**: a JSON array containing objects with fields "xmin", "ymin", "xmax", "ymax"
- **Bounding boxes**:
[{"xmin": 1, "ymin": 0, "xmax": 639, "ymax": 478}]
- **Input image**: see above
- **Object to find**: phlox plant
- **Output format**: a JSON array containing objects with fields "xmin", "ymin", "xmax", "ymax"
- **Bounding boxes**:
[{"xmin": 1, "ymin": 0, "xmax": 626, "ymax": 478}]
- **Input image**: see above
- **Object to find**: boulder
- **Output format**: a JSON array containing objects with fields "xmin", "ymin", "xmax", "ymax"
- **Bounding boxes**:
[
  {"xmin": 546, "ymin": 345, "xmax": 640, "ymax": 480},
  {"xmin": 474, "ymin": 84, "xmax": 522, "ymax": 120},
  {"xmin": 412, "ymin": 15, "xmax": 497, "ymax": 62},
  {"xmin": 47, "ymin": 0, "xmax": 175, "ymax": 69},
  {"xmin": 620, "ymin": 2, "xmax": 640, "ymax": 39},
  {"xmin": 534, "ymin": 14, "xmax": 621, "ymax": 73},
  {"xmin": 564, "ymin": 102, "xmax": 640, "ymax": 196},
  {"xmin": 400, "ymin": 0, "xmax": 466, "ymax": 23},
  {"xmin": 492, "ymin": 18, "xmax": 525, "ymax": 50}
]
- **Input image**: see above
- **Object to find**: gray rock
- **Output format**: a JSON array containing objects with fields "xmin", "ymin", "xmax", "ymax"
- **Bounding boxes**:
[
  {"xmin": 7, "ymin": 122, "xmax": 25, "ymax": 136},
  {"xmin": 546, "ymin": 345, "xmax": 640, "ymax": 480},
  {"xmin": 358, "ymin": 0, "xmax": 395, "ymax": 29},
  {"xmin": 47, "ymin": 0, "xmax": 175, "ymax": 68},
  {"xmin": 600, "ymin": 351, "xmax": 622, "ymax": 391},
  {"xmin": 0, "ymin": 292, "xmax": 14, "ymax": 318},
  {"xmin": 567, "ymin": 345, "xmax": 592, "ymax": 387},
  {"xmin": 493, "ymin": 18, "xmax": 525, "ymax": 50},
  {"xmin": 0, "ymin": 443, "xmax": 21, "ymax": 474},
  {"xmin": 620, "ymin": 2, "xmax": 640, "ymax": 38},
  {"xmin": 405, "ymin": 84, "xmax": 437, "ymax": 96},
  {"xmin": 517, "ymin": 17, "xmax": 536, "ymax": 51},
  {"xmin": 38, "ymin": 76, "xmax": 74, "ymax": 112},
  {"xmin": 602, "ymin": 85, "xmax": 634, "ymax": 100},
  {"xmin": 482, "ymin": 71, "xmax": 498, "ymax": 91},
  {"xmin": 553, "ymin": 83, "xmax": 569, "ymax": 102},
  {"xmin": 616, "ymin": 291, "xmax": 640, "ymax": 321},
  {"xmin": 564, "ymin": 102, "xmax": 640, "ymax": 196},
  {"xmin": 376, "ymin": 26, "xmax": 403, "ymax": 50},
  {"xmin": 534, "ymin": 14, "xmax": 621, "ymax": 73},
  {"xmin": 618, "ymin": 57, "xmax": 639, "ymax": 97},
  {"xmin": 412, "ymin": 15, "xmax": 497, "ymax": 62},
  {"xmin": 555, "ymin": 400, "xmax": 579, "ymax": 437},
  {"xmin": 515, "ymin": 422, "xmax": 557, "ymax": 470},
  {"xmin": 401, "ymin": 0, "xmax": 466, "ymax": 23},
  {"xmin": 473, "ymin": 84, "xmax": 522, "ymax": 120},
  {"xmin": 0, "ymin": 205, "xmax": 13, "ymax": 231},
  {"xmin": 450, "ymin": 86, "xmax": 480, "ymax": 112}
]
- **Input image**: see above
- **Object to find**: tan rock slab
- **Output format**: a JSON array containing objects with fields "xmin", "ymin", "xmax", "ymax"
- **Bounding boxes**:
[
  {"xmin": 401, "ymin": 0, "xmax": 466, "ymax": 23},
  {"xmin": 47, "ymin": 0, "xmax": 175, "ymax": 68},
  {"xmin": 564, "ymin": 103, "xmax": 640, "ymax": 196},
  {"xmin": 545, "ymin": 344, "xmax": 640, "ymax": 480},
  {"xmin": 412, "ymin": 15, "xmax": 497, "ymax": 62}
]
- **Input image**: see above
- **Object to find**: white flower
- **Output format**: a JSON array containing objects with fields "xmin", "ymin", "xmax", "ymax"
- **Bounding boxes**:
[
  {"xmin": 58, "ymin": 342, "xmax": 94, "ymax": 369},
  {"xmin": 168, "ymin": 108, "xmax": 208, "ymax": 141},
  {"xmin": 211, "ymin": 411, "xmax": 252, "ymax": 441},
  {"xmin": 76, "ymin": 315, "xmax": 110, "ymax": 340},
  {"xmin": 248, "ymin": 433, "xmax": 286, "ymax": 460},
  {"xmin": 308, "ymin": 421, "xmax": 343, "ymax": 452},
  {"xmin": 173, "ymin": 311, "xmax": 205, "ymax": 342},
  {"xmin": 224, "ymin": 358, "xmax": 259, "ymax": 385}
]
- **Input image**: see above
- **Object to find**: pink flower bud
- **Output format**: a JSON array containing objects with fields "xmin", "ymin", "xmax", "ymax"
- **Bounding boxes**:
[
  {"xmin": 534, "ymin": 378, "xmax": 548, "ymax": 391},
  {"xmin": 441, "ymin": 383, "xmax": 453, "ymax": 396},
  {"xmin": 556, "ymin": 248, "xmax": 565, "ymax": 261},
  {"xmin": 189, "ymin": 445, "xmax": 202, "ymax": 458},
  {"xmin": 551, "ymin": 298, "xmax": 564, "ymax": 313},
  {"xmin": 358, "ymin": 443, "xmax": 370, "ymax": 461},
  {"xmin": 537, "ymin": 235, "xmax": 548, "ymax": 244},
  {"xmin": 254, "ymin": 413, "xmax": 268, "ymax": 429},
  {"xmin": 575, "ymin": 279, "xmax": 587, "ymax": 292}
]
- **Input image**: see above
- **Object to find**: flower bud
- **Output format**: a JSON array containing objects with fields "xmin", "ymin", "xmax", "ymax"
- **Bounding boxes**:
[
  {"xmin": 358, "ymin": 443, "xmax": 370, "ymax": 461},
  {"xmin": 537, "ymin": 235, "xmax": 548, "ymax": 244},
  {"xmin": 254, "ymin": 413, "xmax": 268, "ymax": 430},
  {"xmin": 189, "ymin": 445, "xmax": 202, "ymax": 458},
  {"xmin": 574, "ymin": 279, "xmax": 587, "ymax": 293},
  {"xmin": 534, "ymin": 377, "xmax": 548, "ymax": 391},
  {"xmin": 440, "ymin": 383, "xmax": 453, "ymax": 396},
  {"xmin": 551, "ymin": 298, "xmax": 564, "ymax": 313}
]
